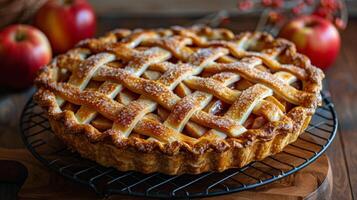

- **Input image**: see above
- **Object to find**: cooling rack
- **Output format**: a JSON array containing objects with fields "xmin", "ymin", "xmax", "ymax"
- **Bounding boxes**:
[{"xmin": 20, "ymin": 92, "xmax": 337, "ymax": 199}]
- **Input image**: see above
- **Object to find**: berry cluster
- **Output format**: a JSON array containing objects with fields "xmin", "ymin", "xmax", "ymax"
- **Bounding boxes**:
[{"xmin": 237, "ymin": 0, "xmax": 347, "ymax": 29}]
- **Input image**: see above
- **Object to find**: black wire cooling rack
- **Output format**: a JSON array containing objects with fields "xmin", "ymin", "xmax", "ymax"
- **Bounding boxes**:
[{"xmin": 20, "ymin": 92, "xmax": 337, "ymax": 199}]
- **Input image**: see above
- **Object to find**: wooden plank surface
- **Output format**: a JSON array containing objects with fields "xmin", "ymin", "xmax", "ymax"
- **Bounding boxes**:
[
  {"xmin": 325, "ymin": 18, "xmax": 357, "ymax": 200},
  {"xmin": 0, "ymin": 16, "xmax": 355, "ymax": 199}
]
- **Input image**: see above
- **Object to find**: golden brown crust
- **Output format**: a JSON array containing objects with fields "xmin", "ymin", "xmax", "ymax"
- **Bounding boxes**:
[
  {"xmin": 34, "ymin": 26, "xmax": 324, "ymax": 174},
  {"xmin": 49, "ymin": 114, "xmax": 307, "ymax": 175}
]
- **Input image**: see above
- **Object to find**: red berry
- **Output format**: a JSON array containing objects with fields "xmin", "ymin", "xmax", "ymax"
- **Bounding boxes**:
[
  {"xmin": 292, "ymin": 7, "xmax": 302, "ymax": 15},
  {"xmin": 321, "ymin": 0, "xmax": 339, "ymax": 10},
  {"xmin": 335, "ymin": 18, "xmax": 346, "ymax": 29},
  {"xmin": 238, "ymin": 0, "xmax": 253, "ymax": 11},
  {"xmin": 268, "ymin": 11, "xmax": 283, "ymax": 23},
  {"xmin": 271, "ymin": 0, "xmax": 284, "ymax": 8},
  {"xmin": 292, "ymin": 2, "xmax": 305, "ymax": 15}
]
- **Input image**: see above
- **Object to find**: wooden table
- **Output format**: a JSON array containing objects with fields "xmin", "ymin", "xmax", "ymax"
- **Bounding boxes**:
[{"xmin": 0, "ymin": 16, "xmax": 356, "ymax": 200}]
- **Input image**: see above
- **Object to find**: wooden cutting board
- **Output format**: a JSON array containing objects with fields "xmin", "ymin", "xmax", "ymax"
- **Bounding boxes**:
[{"xmin": 0, "ymin": 148, "xmax": 332, "ymax": 200}]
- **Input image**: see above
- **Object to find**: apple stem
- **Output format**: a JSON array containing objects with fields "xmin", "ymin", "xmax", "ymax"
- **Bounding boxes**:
[
  {"xmin": 62, "ymin": 0, "xmax": 73, "ymax": 5},
  {"xmin": 305, "ymin": 21, "xmax": 319, "ymax": 28},
  {"xmin": 15, "ymin": 31, "xmax": 26, "ymax": 42}
]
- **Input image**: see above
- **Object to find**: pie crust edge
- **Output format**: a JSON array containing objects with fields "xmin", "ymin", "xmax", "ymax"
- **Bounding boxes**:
[{"xmin": 47, "ymin": 115, "xmax": 311, "ymax": 174}]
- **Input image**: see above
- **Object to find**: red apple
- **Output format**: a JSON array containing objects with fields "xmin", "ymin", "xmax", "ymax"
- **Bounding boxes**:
[
  {"xmin": 279, "ymin": 15, "xmax": 340, "ymax": 69},
  {"xmin": 34, "ymin": 0, "xmax": 96, "ymax": 54},
  {"xmin": 0, "ymin": 24, "xmax": 52, "ymax": 89}
]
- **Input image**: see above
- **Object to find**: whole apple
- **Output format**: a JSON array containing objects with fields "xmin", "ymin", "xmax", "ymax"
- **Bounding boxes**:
[
  {"xmin": 279, "ymin": 15, "xmax": 340, "ymax": 69},
  {"xmin": 34, "ymin": 0, "xmax": 96, "ymax": 54},
  {"xmin": 0, "ymin": 25, "xmax": 51, "ymax": 89}
]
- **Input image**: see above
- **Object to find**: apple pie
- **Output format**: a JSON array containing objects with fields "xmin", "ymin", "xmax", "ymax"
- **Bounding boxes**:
[{"xmin": 34, "ymin": 26, "xmax": 324, "ymax": 175}]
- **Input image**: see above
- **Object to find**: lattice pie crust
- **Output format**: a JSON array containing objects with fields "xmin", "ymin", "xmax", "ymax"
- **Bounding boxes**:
[{"xmin": 35, "ymin": 26, "xmax": 324, "ymax": 174}]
